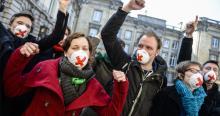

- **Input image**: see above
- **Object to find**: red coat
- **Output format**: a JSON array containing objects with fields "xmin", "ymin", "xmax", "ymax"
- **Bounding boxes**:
[{"xmin": 4, "ymin": 48, "xmax": 129, "ymax": 116}]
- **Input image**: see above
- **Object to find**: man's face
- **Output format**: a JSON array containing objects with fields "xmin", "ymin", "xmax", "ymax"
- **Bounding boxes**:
[
  {"xmin": 203, "ymin": 63, "xmax": 219, "ymax": 77},
  {"xmin": 203, "ymin": 63, "xmax": 219, "ymax": 88},
  {"xmin": 137, "ymin": 35, "xmax": 159, "ymax": 64},
  {"xmin": 10, "ymin": 16, "xmax": 32, "ymax": 38}
]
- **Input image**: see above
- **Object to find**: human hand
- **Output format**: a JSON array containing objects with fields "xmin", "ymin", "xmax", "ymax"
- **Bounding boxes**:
[
  {"xmin": 113, "ymin": 70, "xmax": 127, "ymax": 82},
  {"xmin": 185, "ymin": 16, "xmax": 198, "ymax": 38},
  {"xmin": 59, "ymin": 0, "xmax": 70, "ymax": 14},
  {"xmin": 20, "ymin": 42, "xmax": 40, "ymax": 57},
  {"xmin": 122, "ymin": 0, "xmax": 145, "ymax": 12}
]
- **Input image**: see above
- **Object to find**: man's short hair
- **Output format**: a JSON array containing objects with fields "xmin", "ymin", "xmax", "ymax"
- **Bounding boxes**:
[
  {"xmin": 203, "ymin": 60, "xmax": 219, "ymax": 68},
  {"xmin": 137, "ymin": 30, "xmax": 162, "ymax": 49},
  {"xmin": 9, "ymin": 10, "xmax": 34, "ymax": 25}
]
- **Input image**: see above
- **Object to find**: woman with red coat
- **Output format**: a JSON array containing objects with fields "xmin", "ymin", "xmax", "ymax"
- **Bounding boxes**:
[{"xmin": 3, "ymin": 32, "xmax": 129, "ymax": 116}]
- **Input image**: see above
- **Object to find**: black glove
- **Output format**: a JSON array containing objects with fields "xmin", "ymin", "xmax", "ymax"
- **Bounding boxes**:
[{"xmin": 0, "ymin": 0, "xmax": 5, "ymax": 12}]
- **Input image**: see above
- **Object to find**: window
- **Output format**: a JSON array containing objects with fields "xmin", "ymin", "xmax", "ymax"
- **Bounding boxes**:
[
  {"xmin": 169, "ymin": 54, "xmax": 177, "ymax": 67},
  {"xmin": 117, "ymin": 29, "xmax": 122, "ymax": 38},
  {"xmin": 89, "ymin": 28, "xmax": 98, "ymax": 37},
  {"xmin": 211, "ymin": 37, "xmax": 219, "ymax": 48},
  {"xmin": 210, "ymin": 54, "xmax": 218, "ymax": 61},
  {"xmin": 163, "ymin": 39, "xmax": 170, "ymax": 48},
  {"xmin": 172, "ymin": 40, "xmax": 179, "ymax": 49},
  {"xmin": 124, "ymin": 44, "xmax": 130, "ymax": 53},
  {"xmin": 161, "ymin": 52, "xmax": 168, "ymax": 60},
  {"xmin": 135, "ymin": 32, "xmax": 142, "ymax": 44},
  {"xmin": 92, "ymin": 10, "xmax": 103, "ymax": 22},
  {"xmin": 124, "ymin": 30, "xmax": 132, "ymax": 40},
  {"xmin": 166, "ymin": 72, "xmax": 175, "ymax": 86}
]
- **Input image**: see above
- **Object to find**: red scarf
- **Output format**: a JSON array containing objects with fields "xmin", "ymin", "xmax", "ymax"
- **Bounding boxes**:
[{"xmin": 53, "ymin": 44, "xmax": 64, "ymax": 52}]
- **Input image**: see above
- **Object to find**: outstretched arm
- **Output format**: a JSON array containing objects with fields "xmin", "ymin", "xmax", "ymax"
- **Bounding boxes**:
[
  {"xmin": 37, "ymin": 0, "xmax": 70, "ymax": 51},
  {"xmin": 101, "ymin": 0, "xmax": 145, "ymax": 70},
  {"xmin": 177, "ymin": 16, "xmax": 198, "ymax": 63}
]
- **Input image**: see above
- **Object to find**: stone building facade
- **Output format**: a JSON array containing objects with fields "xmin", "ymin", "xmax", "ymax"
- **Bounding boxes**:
[
  {"xmin": 0, "ymin": 0, "xmax": 79, "ymax": 38},
  {"xmin": 192, "ymin": 17, "xmax": 220, "ymax": 85}
]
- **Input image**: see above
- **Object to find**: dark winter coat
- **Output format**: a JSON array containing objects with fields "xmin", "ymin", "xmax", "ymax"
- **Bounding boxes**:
[
  {"xmin": 101, "ymin": 7, "xmax": 167, "ymax": 116},
  {"xmin": 150, "ymin": 86, "xmax": 181, "ymax": 116},
  {"xmin": 199, "ymin": 83, "xmax": 220, "ymax": 116},
  {"xmin": 1, "ymin": 10, "xmax": 69, "ymax": 116}
]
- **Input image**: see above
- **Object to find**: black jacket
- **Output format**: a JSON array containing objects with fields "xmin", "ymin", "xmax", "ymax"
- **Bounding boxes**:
[
  {"xmin": 101, "ymin": 7, "xmax": 167, "ymax": 116},
  {"xmin": 1, "ymin": 10, "xmax": 68, "ymax": 116},
  {"xmin": 0, "ymin": 22, "xmax": 14, "ymax": 116},
  {"xmin": 177, "ymin": 37, "xmax": 193, "ymax": 64},
  {"xmin": 150, "ymin": 86, "xmax": 181, "ymax": 116},
  {"xmin": 199, "ymin": 83, "xmax": 220, "ymax": 116}
]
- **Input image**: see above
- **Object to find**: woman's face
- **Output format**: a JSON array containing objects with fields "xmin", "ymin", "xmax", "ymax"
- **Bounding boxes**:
[
  {"xmin": 65, "ymin": 37, "xmax": 90, "ymax": 60},
  {"xmin": 183, "ymin": 65, "xmax": 201, "ymax": 85}
]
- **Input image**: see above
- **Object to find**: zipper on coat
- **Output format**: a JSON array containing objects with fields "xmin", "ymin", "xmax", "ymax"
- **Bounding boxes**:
[{"xmin": 128, "ymin": 71, "xmax": 153, "ymax": 116}]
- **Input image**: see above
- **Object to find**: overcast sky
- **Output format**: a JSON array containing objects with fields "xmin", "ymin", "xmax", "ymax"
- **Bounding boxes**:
[{"xmin": 121, "ymin": 0, "xmax": 220, "ymax": 28}]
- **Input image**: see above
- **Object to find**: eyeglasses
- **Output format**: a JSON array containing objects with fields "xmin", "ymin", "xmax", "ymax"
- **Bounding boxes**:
[{"xmin": 186, "ymin": 68, "xmax": 203, "ymax": 74}]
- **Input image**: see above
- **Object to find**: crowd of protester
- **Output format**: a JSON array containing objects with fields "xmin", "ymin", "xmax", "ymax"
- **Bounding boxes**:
[{"xmin": 0, "ymin": 0, "xmax": 219, "ymax": 116}]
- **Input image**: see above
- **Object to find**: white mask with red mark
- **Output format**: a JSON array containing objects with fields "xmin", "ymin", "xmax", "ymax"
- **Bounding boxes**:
[
  {"xmin": 204, "ymin": 70, "xmax": 217, "ymax": 83},
  {"xmin": 136, "ymin": 49, "xmax": 150, "ymax": 64},
  {"xmin": 68, "ymin": 50, "xmax": 89, "ymax": 69},
  {"xmin": 13, "ymin": 25, "xmax": 29, "ymax": 38},
  {"xmin": 188, "ymin": 73, "xmax": 204, "ymax": 90}
]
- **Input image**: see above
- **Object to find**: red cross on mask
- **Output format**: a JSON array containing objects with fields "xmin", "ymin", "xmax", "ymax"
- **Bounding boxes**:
[
  {"xmin": 15, "ymin": 30, "xmax": 27, "ymax": 37},
  {"xmin": 208, "ymin": 74, "xmax": 215, "ymax": 81},
  {"xmin": 137, "ymin": 53, "xmax": 143, "ymax": 61},
  {"xmin": 75, "ymin": 56, "xmax": 86, "ymax": 67},
  {"xmin": 196, "ymin": 78, "xmax": 203, "ymax": 87}
]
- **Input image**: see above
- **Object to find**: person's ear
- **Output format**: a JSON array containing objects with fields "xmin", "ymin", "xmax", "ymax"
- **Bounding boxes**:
[{"xmin": 156, "ymin": 50, "xmax": 160, "ymax": 56}]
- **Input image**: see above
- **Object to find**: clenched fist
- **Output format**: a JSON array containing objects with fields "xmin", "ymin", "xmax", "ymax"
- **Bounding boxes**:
[
  {"xmin": 20, "ymin": 42, "xmax": 40, "ymax": 57},
  {"xmin": 113, "ymin": 70, "xmax": 127, "ymax": 82}
]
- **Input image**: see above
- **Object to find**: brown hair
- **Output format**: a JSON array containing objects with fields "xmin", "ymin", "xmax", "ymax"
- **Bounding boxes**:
[
  {"xmin": 63, "ymin": 32, "xmax": 93, "ymax": 64},
  {"xmin": 176, "ymin": 61, "xmax": 202, "ymax": 79},
  {"xmin": 137, "ymin": 31, "xmax": 162, "ymax": 49}
]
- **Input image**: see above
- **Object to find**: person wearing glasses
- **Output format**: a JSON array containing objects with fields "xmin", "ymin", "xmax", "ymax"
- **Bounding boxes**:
[
  {"xmin": 177, "ymin": 16, "xmax": 220, "ymax": 116},
  {"xmin": 150, "ymin": 61, "xmax": 206, "ymax": 116}
]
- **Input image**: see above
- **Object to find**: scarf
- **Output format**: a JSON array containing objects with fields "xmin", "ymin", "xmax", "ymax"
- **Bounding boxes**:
[
  {"xmin": 175, "ymin": 79, "xmax": 206, "ymax": 116},
  {"xmin": 53, "ymin": 44, "xmax": 64, "ymax": 52},
  {"xmin": 59, "ymin": 57, "xmax": 94, "ymax": 105}
]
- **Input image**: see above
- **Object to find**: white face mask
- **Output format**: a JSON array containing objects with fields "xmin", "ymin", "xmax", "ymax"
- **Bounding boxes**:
[
  {"xmin": 68, "ymin": 50, "xmax": 89, "ymax": 69},
  {"xmin": 13, "ymin": 25, "xmax": 29, "ymax": 38},
  {"xmin": 204, "ymin": 70, "xmax": 217, "ymax": 83},
  {"xmin": 188, "ymin": 73, "xmax": 204, "ymax": 90},
  {"xmin": 136, "ymin": 49, "xmax": 150, "ymax": 64}
]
